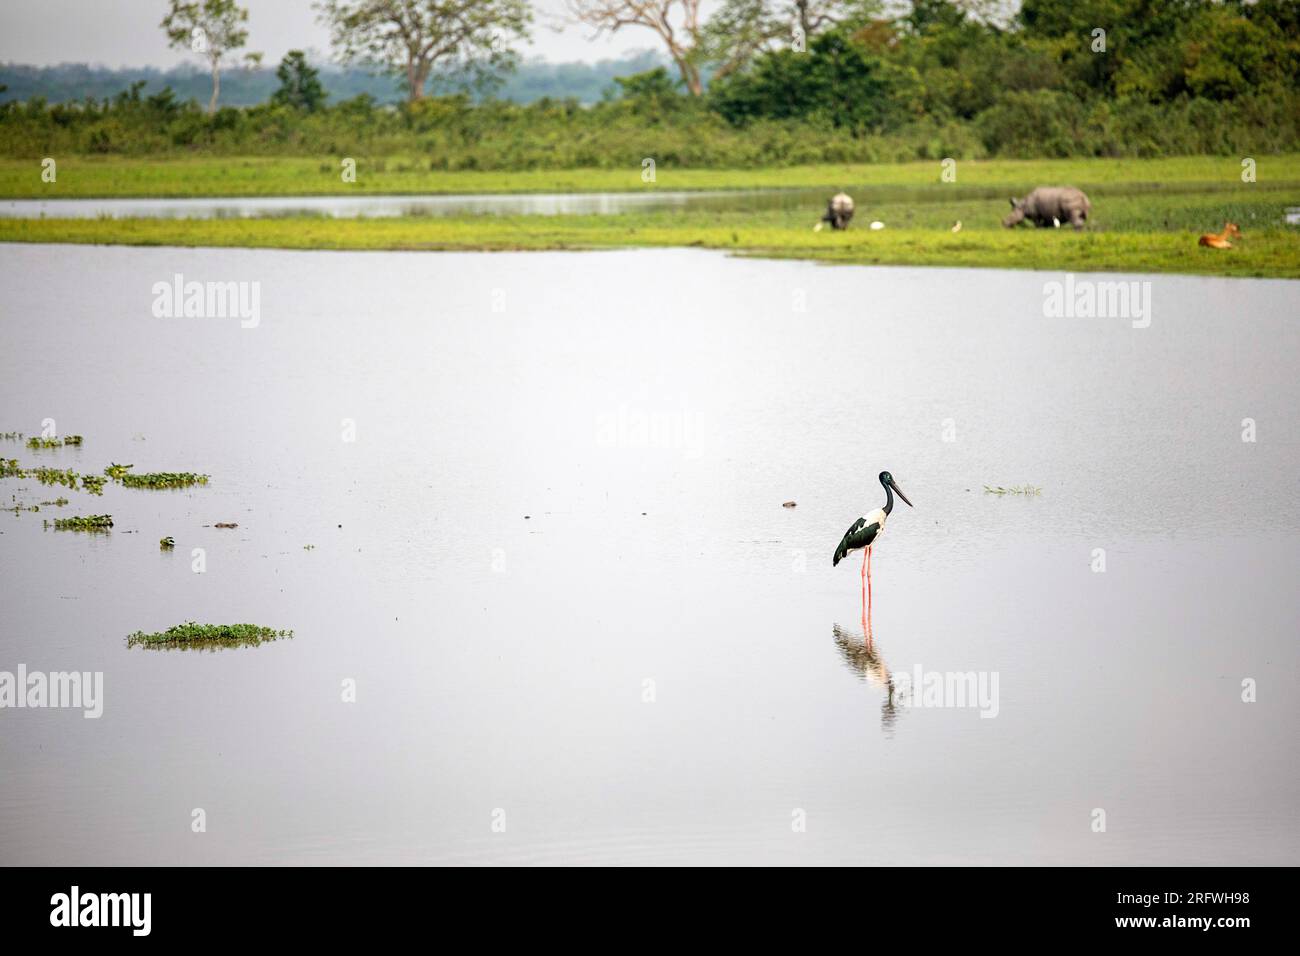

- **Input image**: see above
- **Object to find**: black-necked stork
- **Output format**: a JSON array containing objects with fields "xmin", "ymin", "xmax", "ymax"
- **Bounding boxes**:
[{"xmin": 833, "ymin": 472, "xmax": 913, "ymax": 622}]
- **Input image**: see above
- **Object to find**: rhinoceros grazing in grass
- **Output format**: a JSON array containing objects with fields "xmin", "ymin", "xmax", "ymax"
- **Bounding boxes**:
[
  {"xmin": 1003, "ymin": 187, "xmax": 1091, "ymax": 231},
  {"xmin": 814, "ymin": 192, "xmax": 855, "ymax": 231}
]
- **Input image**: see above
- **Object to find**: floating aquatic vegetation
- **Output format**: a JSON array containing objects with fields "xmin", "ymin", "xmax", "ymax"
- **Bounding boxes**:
[
  {"xmin": 0, "ymin": 432, "xmax": 22, "ymax": 441},
  {"xmin": 32, "ymin": 467, "xmax": 78, "ymax": 489},
  {"xmin": 126, "ymin": 622, "xmax": 293, "ymax": 650},
  {"xmin": 40, "ymin": 497, "xmax": 69, "ymax": 507},
  {"xmin": 120, "ymin": 471, "xmax": 209, "ymax": 489},
  {"xmin": 52, "ymin": 514, "xmax": 113, "ymax": 531},
  {"xmin": 4, "ymin": 462, "xmax": 110, "ymax": 494},
  {"xmin": 104, "ymin": 462, "xmax": 133, "ymax": 480},
  {"xmin": 159, "ymin": 536, "xmax": 174, "ymax": 550},
  {"xmin": 213, "ymin": 522, "xmax": 238, "ymax": 528},
  {"xmin": 983, "ymin": 485, "xmax": 1042, "ymax": 496},
  {"xmin": 26, "ymin": 435, "xmax": 81, "ymax": 449},
  {"xmin": 4, "ymin": 503, "xmax": 38, "ymax": 514}
]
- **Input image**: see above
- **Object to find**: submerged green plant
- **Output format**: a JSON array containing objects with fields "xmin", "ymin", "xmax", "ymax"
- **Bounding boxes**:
[
  {"xmin": 983, "ymin": 485, "xmax": 1042, "ymax": 496},
  {"xmin": 160, "ymin": 536, "xmax": 174, "ymax": 550},
  {"xmin": 53, "ymin": 514, "xmax": 113, "ymax": 530},
  {"xmin": 120, "ymin": 471, "xmax": 209, "ymax": 489},
  {"xmin": 126, "ymin": 622, "xmax": 293, "ymax": 650}
]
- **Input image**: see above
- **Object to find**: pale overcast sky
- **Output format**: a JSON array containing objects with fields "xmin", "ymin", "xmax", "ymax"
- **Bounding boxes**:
[{"xmin": 0, "ymin": 0, "xmax": 689, "ymax": 68}]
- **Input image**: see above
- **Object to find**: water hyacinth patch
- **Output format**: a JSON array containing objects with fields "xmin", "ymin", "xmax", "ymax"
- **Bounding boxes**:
[
  {"xmin": 119, "ymin": 471, "xmax": 209, "ymax": 489},
  {"xmin": 3, "ymin": 462, "xmax": 113, "ymax": 494},
  {"xmin": 984, "ymin": 485, "xmax": 1043, "ymax": 496},
  {"xmin": 126, "ymin": 622, "xmax": 293, "ymax": 650},
  {"xmin": 26, "ymin": 435, "xmax": 82, "ymax": 449},
  {"xmin": 52, "ymin": 514, "xmax": 113, "ymax": 530},
  {"xmin": 32, "ymin": 467, "xmax": 78, "ymax": 489},
  {"xmin": 104, "ymin": 463, "xmax": 133, "ymax": 480},
  {"xmin": 159, "ymin": 536, "xmax": 174, "ymax": 550}
]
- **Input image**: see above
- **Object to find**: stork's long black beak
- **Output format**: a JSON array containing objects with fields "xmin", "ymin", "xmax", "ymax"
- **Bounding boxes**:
[{"xmin": 891, "ymin": 480, "xmax": 913, "ymax": 507}]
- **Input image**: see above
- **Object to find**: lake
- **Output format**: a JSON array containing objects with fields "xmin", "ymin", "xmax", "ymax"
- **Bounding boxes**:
[{"xmin": 1, "ymin": 243, "xmax": 1297, "ymax": 865}]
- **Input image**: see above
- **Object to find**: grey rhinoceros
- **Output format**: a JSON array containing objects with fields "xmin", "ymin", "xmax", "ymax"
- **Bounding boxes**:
[
  {"xmin": 1002, "ymin": 187, "xmax": 1091, "ymax": 231},
  {"xmin": 815, "ymin": 192, "xmax": 855, "ymax": 231}
]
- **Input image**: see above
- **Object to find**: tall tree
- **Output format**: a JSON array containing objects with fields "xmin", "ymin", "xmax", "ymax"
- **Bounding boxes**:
[
  {"xmin": 272, "ymin": 50, "xmax": 328, "ymax": 110},
  {"xmin": 161, "ymin": 0, "xmax": 256, "ymax": 114},
  {"xmin": 316, "ymin": 0, "xmax": 532, "ymax": 103},
  {"xmin": 701, "ymin": 0, "xmax": 879, "ymax": 80},
  {"xmin": 565, "ymin": 1, "xmax": 706, "ymax": 95}
]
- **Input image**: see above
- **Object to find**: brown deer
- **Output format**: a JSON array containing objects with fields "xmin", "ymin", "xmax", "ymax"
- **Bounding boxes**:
[{"xmin": 1198, "ymin": 222, "xmax": 1242, "ymax": 249}]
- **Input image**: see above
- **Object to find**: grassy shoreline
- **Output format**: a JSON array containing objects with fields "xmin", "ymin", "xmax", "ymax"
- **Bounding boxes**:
[
  {"xmin": 4, "ymin": 215, "xmax": 1298, "ymax": 277},
  {"xmin": 2, "ymin": 154, "xmax": 1296, "ymax": 276},
  {"xmin": 3, "ymin": 154, "xmax": 1297, "ymax": 198}
]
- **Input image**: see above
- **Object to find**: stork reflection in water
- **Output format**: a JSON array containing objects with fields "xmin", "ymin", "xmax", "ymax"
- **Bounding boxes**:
[{"xmin": 832, "ymin": 621, "xmax": 899, "ymax": 731}]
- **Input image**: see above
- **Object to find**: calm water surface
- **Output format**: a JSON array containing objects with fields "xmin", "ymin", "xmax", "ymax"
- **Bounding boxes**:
[
  {"xmin": 1, "ymin": 244, "xmax": 1297, "ymax": 865},
  {"xmin": 0, "ymin": 190, "xmax": 807, "ymax": 220}
]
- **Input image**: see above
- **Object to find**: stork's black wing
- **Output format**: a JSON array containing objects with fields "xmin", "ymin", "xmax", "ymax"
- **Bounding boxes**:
[{"xmin": 833, "ymin": 517, "xmax": 881, "ymax": 566}]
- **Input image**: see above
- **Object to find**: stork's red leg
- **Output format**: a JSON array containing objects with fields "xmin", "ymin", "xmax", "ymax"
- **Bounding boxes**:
[
  {"xmin": 867, "ymin": 547, "xmax": 873, "ymax": 636},
  {"xmin": 861, "ymin": 548, "xmax": 867, "ymax": 613}
]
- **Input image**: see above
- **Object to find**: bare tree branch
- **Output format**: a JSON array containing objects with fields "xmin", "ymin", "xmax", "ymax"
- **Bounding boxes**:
[{"xmin": 565, "ymin": 1, "xmax": 706, "ymax": 95}]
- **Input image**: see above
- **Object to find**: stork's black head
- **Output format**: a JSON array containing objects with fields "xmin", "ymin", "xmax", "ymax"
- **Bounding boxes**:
[{"xmin": 879, "ymin": 472, "xmax": 913, "ymax": 507}]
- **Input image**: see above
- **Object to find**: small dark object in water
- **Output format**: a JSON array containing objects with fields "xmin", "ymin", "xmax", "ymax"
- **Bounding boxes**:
[
  {"xmin": 214, "ymin": 522, "xmax": 238, "ymax": 528},
  {"xmin": 782, "ymin": 501, "xmax": 797, "ymax": 508}
]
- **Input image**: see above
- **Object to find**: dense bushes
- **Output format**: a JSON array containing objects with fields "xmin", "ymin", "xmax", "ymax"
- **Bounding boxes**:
[
  {"xmin": 975, "ymin": 88, "xmax": 1300, "ymax": 158},
  {"xmin": 710, "ymin": 33, "xmax": 924, "ymax": 130},
  {"xmin": 3, "ymin": 83, "xmax": 1296, "ymax": 167}
]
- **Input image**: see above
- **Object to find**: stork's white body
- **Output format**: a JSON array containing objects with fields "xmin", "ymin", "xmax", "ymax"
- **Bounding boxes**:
[
  {"xmin": 833, "ymin": 506, "xmax": 889, "ymax": 567},
  {"xmin": 850, "ymin": 508, "xmax": 887, "ymax": 553}
]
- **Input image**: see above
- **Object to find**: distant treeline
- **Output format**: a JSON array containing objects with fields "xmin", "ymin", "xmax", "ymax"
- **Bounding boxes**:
[
  {"xmin": 1, "ymin": 0, "xmax": 1297, "ymax": 166},
  {"xmin": 0, "ymin": 52, "xmax": 667, "ymax": 107}
]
